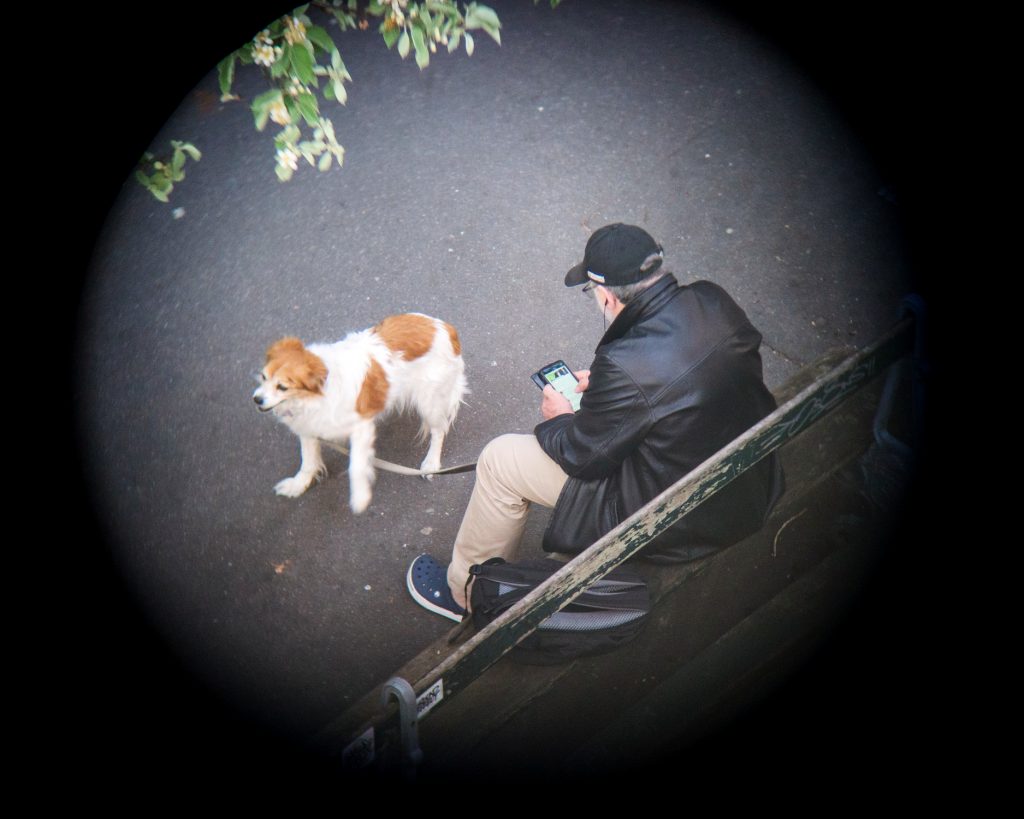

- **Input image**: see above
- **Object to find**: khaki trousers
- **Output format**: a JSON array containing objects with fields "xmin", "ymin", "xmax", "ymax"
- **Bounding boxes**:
[{"xmin": 447, "ymin": 433, "xmax": 569, "ymax": 607}]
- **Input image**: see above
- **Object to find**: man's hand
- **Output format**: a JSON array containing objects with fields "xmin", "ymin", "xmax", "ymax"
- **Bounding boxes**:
[
  {"xmin": 574, "ymin": 370, "xmax": 591, "ymax": 393},
  {"xmin": 541, "ymin": 385, "xmax": 573, "ymax": 420}
]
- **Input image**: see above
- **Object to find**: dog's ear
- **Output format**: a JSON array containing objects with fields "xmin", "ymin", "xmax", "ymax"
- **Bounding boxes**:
[
  {"xmin": 266, "ymin": 337, "xmax": 304, "ymax": 361},
  {"xmin": 265, "ymin": 337, "xmax": 326, "ymax": 393},
  {"xmin": 294, "ymin": 350, "xmax": 328, "ymax": 393}
]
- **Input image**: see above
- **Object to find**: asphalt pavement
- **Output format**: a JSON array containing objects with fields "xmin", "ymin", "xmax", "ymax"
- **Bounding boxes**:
[{"xmin": 65, "ymin": 0, "xmax": 946, "ymax": 793}]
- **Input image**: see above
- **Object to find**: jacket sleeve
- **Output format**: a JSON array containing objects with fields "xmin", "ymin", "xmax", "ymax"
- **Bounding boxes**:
[{"xmin": 534, "ymin": 356, "xmax": 653, "ymax": 480}]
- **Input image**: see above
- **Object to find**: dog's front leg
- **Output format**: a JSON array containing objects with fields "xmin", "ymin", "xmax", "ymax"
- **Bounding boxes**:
[
  {"xmin": 275, "ymin": 436, "xmax": 326, "ymax": 497},
  {"xmin": 419, "ymin": 425, "xmax": 447, "ymax": 480},
  {"xmin": 347, "ymin": 420, "xmax": 377, "ymax": 514}
]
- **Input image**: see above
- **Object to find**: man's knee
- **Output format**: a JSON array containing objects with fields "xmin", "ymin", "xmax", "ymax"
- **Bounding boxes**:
[{"xmin": 478, "ymin": 433, "xmax": 528, "ymax": 472}]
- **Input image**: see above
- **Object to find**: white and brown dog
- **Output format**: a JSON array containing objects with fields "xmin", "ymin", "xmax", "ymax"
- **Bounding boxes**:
[{"xmin": 253, "ymin": 313, "xmax": 467, "ymax": 513}]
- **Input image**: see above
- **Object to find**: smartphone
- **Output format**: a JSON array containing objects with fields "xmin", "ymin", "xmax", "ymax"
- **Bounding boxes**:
[{"xmin": 531, "ymin": 360, "xmax": 582, "ymax": 412}]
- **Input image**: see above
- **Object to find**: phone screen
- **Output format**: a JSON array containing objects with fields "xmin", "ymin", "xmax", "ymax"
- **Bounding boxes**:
[{"xmin": 540, "ymin": 362, "xmax": 582, "ymax": 412}]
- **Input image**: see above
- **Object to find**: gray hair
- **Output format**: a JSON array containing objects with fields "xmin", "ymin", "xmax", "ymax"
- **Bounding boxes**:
[{"xmin": 603, "ymin": 253, "xmax": 668, "ymax": 305}]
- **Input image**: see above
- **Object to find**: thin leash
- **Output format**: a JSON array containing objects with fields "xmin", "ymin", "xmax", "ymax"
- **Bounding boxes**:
[
  {"xmin": 261, "ymin": 394, "xmax": 478, "ymax": 476},
  {"xmin": 318, "ymin": 439, "xmax": 477, "ymax": 476}
]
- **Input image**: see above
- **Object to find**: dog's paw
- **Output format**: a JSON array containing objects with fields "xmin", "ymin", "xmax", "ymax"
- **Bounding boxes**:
[
  {"xmin": 349, "ymin": 487, "xmax": 373, "ymax": 514},
  {"xmin": 275, "ymin": 476, "xmax": 310, "ymax": 497},
  {"xmin": 419, "ymin": 457, "xmax": 441, "ymax": 481}
]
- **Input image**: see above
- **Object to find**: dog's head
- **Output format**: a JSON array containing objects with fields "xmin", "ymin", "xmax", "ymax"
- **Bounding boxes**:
[{"xmin": 253, "ymin": 337, "xmax": 328, "ymax": 412}]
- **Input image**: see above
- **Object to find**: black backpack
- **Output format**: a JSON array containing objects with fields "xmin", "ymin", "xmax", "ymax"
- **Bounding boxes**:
[{"xmin": 467, "ymin": 558, "xmax": 650, "ymax": 665}]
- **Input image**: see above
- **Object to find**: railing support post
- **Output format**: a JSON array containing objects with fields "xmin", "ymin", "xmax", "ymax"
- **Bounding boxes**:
[{"xmin": 380, "ymin": 677, "xmax": 423, "ymax": 780}]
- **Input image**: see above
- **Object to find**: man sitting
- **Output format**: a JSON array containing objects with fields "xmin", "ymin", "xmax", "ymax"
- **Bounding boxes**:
[{"xmin": 407, "ymin": 223, "xmax": 784, "ymax": 620}]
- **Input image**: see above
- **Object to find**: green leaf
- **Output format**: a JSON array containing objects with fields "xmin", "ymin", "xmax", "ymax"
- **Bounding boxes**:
[
  {"xmin": 382, "ymin": 25, "xmax": 400, "ymax": 49},
  {"xmin": 252, "ymin": 89, "xmax": 281, "ymax": 130},
  {"xmin": 296, "ymin": 92, "xmax": 320, "ymax": 127},
  {"xmin": 285, "ymin": 96, "xmax": 301, "ymax": 125},
  {"xmin": 465, "ymin": 3, "xmax": 501, "ymax": 44},
  {"xmin": 333, "ymin": 79, "xmax": 348, "ymax": 104},
  {"xmin": 447, "ymin": 30, "xmax": 461, "ymax": 53},
  {"xmin": 397, "ymin": 30, "xmax": 410, "ymax": 58},
  {"xmin": 412, "ymin": 26, "xmax": 429, "ymax": 68},
  {"xmin": 318, "ymin": 152, "xmax": 333, "ymax": 172},
  {"xmin": 236, "ymin": 41, "xmax": 254, "ymax": 60},
  {"xmin": 334, "ymin": 52, "xmax": 352, "ymax": 81},
  {"xmin": 290, "ymin": 43, "xmax": 316, "ymax": 85},
  {"xmin": 271, "ymin": 45, "xmax": 289, "ymax": 77},
  {"xmin": 332, "ymin": 10, "xmax": 357, "ymax": 29},
  {"xmin": 181, "ymin": 143, "xmax": 201, "ymax": 161},
  {"xmin": 252, "ymin": 88, "xmax": 283, "ymax": 109},
  {"xmin": 426, "ymin": 1, "xmax": 458, "ymax": 15},
  {"xmin": 217, "ymin": 55, "xmax": 235, "ymax": 96},
  {"xmin": 172, "ymin": 149, "xmax": 186, "ymax": 175},
  {"xmin": 465, "ymin": 31, "xmax": 474, "ymax": 56},
  {"xmin": 471, "ymin": 4, "xmax": 501, "ymax": 29},
  {"xmin": 307, "ymin": 24, "xmax": 335, "ymax": 53}
]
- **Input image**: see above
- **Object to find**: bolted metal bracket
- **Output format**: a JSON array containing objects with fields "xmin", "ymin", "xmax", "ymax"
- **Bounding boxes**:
[{"xmin": 380, "ymin": 676, "xmax": 423, "ymax": 779}]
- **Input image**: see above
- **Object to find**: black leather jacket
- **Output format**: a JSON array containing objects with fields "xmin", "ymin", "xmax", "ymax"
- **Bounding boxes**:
[{"xmin": 535, "ymin": 274, "xmax": 784, "ymax": 561}]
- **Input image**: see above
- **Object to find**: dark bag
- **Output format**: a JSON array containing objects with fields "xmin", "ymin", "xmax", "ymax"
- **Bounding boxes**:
[{"xmin": 467, "ymin": 558, "xmax": 650, "ymax": 665}]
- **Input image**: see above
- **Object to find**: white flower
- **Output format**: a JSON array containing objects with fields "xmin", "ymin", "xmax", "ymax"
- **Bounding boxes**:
[
  {"xmin": 253, "ymin": 43, "xmax": 276, "ymax": 67},
  {"xmin": 269, "ymin": 99, "xmax": 291, "ymax": 125},
  {"xmin": 390, "ymin": 0, "xmax": 407, "ymax": 24},
  {"xmin": 276, "ymin": 146, "xmax": 299, "ymax": 171},
  {"xmin": 284, "ymin": 15, "xmax": 307, "ymax": 45}
]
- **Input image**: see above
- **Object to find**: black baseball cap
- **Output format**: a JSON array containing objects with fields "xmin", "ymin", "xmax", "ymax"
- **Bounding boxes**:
[{"xmin": 564, "ymin": 223, "xmax": 664, "ymax": 287}]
